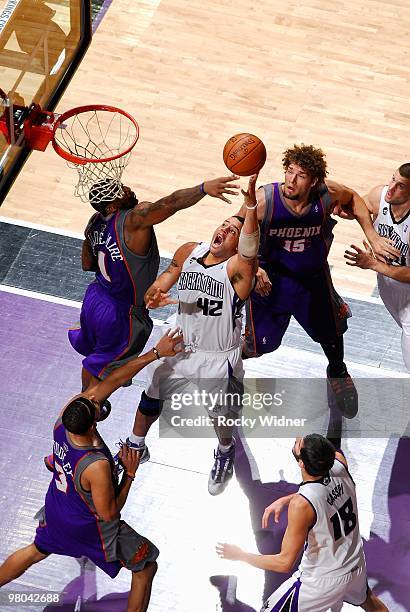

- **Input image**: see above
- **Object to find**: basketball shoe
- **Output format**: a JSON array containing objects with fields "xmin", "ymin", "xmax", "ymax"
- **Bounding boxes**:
[
  {"xmin": 210, "ymin": 575, "xmax": 256, "ymax": 611},
  {"xmin": 113, "ymin": 438, "xmax": 150, "ymax": 477},
  {"xmin": 326, "ymin": 366, "xmax": 358, "ymax": 419},
  {"xmin": 208, "ymin": 439, "xmax": 235, "ymax": 496}
]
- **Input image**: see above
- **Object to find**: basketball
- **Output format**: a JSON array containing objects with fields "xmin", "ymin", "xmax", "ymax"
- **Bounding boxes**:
[{"xmin": 223, "ymin": 133, "xmax": 266, "ymax": 176}]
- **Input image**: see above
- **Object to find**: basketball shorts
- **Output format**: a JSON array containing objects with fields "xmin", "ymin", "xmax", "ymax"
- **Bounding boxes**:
[
  {"xmin": 34, "ymin": 516, "xmax": 159, "ymax": 578},
  {"xmin": 377, "ymin": 272, "xmax": 410, "ymax": 371},
  {"xmin": 68, "ymin": 281, "xmax": 153, "ymax": 378},
  {"xmin": 140, "ymin": 323, "xmax": 244, "ymax": 417},
  {"xmin": 261, "ymin": 563, "xmax": 368, "ymax": 612},
  {"xmin": 245, "ymin": 266, "xmax": 350, "ymax": 356}
]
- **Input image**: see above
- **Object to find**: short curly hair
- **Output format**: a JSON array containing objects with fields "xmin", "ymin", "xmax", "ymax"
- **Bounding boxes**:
[{"xmin": 282, "ymin": 144, "xmax": 328, "ymax": 185}]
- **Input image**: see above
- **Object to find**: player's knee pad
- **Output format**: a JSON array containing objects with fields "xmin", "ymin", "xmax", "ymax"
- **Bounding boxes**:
[{"xmin": 138, "ymin": 391, "xmax": 163, "ymax": 417}]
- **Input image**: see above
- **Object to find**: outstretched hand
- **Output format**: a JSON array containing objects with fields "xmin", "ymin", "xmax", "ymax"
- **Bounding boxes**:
[
  {"xmin": 369, "ymin": 234, "xmax": 400, "ymax": 262},
  {"xmin": 145, "ymin": 287, "xmax": 178, "ymax": 309},
  {"xmin": 118, "ymin": 445, "xmax": 140, "ymax": 476},
  {"xmin": 344, "ymin": 241, "xmax": 377, "ymax": 270},
  {"xmin": 154, "ymin": 328, "xmax": 184, "ymax": 358},
  {"xmin": 216, "ymin": 542, "xmax": 243, "ymax": 561},
  {"xmin": 255, "ymin": 267, "xmax": 272, "ymax": 296},
  {"xmin": 262, "ymin": 498, "xmax": 287, "ymax": 528},
  {"xmin": 203, "ymin": 175, "xmax": 241, "ymax": 204},
  {"xmin": 241, "ymin": 173, "xmax": 259, "ymax": 209}
]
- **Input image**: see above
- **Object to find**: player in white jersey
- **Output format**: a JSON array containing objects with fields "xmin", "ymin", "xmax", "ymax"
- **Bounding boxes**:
[
  {"xmin": 344, "ymin": 163, "xmax": 410, "ymax": 370},
  {"xmin": 217, "ymin": 435, "xmax": 388, "ymax": 611},
  {"xmin": 116, "ymin": 174, "xmax": 260, "ymax": 495}
]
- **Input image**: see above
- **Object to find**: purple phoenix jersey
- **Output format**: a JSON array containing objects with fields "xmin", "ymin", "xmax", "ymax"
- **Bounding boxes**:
[
  {"xmin": 244, "ymin": 182, "xmax": 349, "ymax": 355},
  {"xmin": 87, "ymin": 208, "xmax": 160, "ymax": 307},
  {"xmin": 35, "ymin": 418, "xmax": 158, "ymax": 576},
  {"xmin": 68, "ymin": 208, "xmax": 160, "ymax": 377},
  {"xmin": 259, "ymin": 182, "xmax": 334, "ymax": 276}
]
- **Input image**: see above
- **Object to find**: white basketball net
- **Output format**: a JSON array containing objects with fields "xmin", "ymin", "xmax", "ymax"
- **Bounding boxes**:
[{"xmin": 53, "ymin": 108, "xmax": 138, "ymax": 203}]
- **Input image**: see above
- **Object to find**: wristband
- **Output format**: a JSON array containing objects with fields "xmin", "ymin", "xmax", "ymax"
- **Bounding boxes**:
[
  {"xmin": 152, "ymin": 347, "xmax": 161, "ymax": 360},
  {"xmin": 246, "ymin": 203, "xmax": 258, "ymax": 210},
  {"xmin": 238, "ymin": 228, "xmax": 260, "ymax": 258},
  {"xmin": 200, "ymin": 182, "xmax": 207, "ymax": 195},
  {"xmin": 126, "ymin": 472, "xmax": 135, "ymax": 481}
]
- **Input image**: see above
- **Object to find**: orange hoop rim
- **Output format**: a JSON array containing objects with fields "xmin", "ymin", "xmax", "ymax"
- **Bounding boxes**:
[{"xmin": 52, "ymin": 104, "xmax": 139, "ymax": 165}]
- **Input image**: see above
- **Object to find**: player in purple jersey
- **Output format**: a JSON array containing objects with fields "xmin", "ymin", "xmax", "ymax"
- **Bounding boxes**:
[
  {"xmin": 46, "ymin": 175, "xmax": 241, "ymax": 471},
  {"xmin": 69, "ymin": 175, "xmax": 241, "ymax": 398},
  {"xmin": 238, "ymin": 145, "xmax": 399, "ymax": 418},
  {"xmin": 0, "ymin": 329, "xmax": 182, "ymax": 612}
]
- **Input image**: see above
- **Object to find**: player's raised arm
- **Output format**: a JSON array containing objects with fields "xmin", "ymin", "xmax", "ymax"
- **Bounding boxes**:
[
  {"xmin": 128, "ymin": 175, "xmax": 241, "ymax": 228},
  {"xmin": 144, "ymin": 242, "xmax": 198, "ymax": 309},
  {"xmin": 217, "ymin": 494, "xmax": 314, "ymax": 573},
  {"xmin": 262, "ymin": 493, "xmax": 297, "ymax": 528},
  {"xmin": 228, "ymin": 173, "xmax": 260, "ymax": 299},
  {"xmin": 81, "ymin": 213, "xmax": 99, "ymax": 271},
  {"xmin": 344, "ymin": 240, "xmax": 410, "ymax": 283},
  {"xmin": 81, "ymin": 238, "xmax": 98, "ymax": 271},
  {"xmin": 82, "ymin": 446, "xmax": 141, "ymax": 521},
  {"xmin": 235, "ymin": 185, "xmax": 266, "ymax": 222},
  {"xmin": 327, "ymin": 179, "xmax": 399, "ymax": 261},
  {"xmin": 86, "ymin": 329, "xmax": 183, "ymax": 403}
]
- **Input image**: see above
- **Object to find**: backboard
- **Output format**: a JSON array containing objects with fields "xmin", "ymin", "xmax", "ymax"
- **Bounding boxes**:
[{"xmin": 0, "ymin": 0, "xmax": 92, "ymax": 204}]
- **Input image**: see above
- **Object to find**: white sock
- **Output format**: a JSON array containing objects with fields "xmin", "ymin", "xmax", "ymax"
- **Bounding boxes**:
[
  {"xmin": 129, "ymin": 434, "xmax": 146, "ymax": 447},
  {"xmin": 218, "ymin": 441, "xmax": 233, "ymax": 454}
]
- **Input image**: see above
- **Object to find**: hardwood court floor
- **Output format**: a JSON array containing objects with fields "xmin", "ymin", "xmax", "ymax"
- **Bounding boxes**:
[
  {"xmin": 1, "ymin": 0, "xmax": 410, "ymax": 298},
  {"xmin": 0, "ymin": 3, "xmax": 409, "ymax": 610}
]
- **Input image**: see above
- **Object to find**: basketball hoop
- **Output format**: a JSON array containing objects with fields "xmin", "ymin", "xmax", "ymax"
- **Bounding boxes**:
[{"xmin": 52, "ymin": 105, "xmax": 139, "ymax": 203}]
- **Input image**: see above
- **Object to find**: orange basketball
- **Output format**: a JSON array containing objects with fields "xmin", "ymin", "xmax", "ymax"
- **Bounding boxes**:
[{"xmin": 223, "ymin": 133, "xmax": 266, "ymax": 176}]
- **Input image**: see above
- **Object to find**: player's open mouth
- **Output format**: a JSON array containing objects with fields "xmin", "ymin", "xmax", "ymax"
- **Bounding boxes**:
[{"xmin": 213, "ymin": 233, "xmax": 224, "ymax": 246}]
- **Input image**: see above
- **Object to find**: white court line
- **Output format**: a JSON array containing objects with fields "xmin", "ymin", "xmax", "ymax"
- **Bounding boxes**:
[
  {"xmin": 0, "ymin": 215, "xmax": 174, "ymax": 259},
  {"xmin": 0, "ymin": 216, "xmax": 378, "ymax": 303},
  {"xmin": 0, "ymin": 283, "xmax": 82, "ymax": 307},
  {"xmin": 0, "ymin": 215, "xmax": 84, "ymax": 239}
]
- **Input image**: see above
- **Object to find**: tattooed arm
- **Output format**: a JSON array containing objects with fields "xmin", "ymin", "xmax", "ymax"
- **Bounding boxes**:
[
  {"xmin": 82, "ymin": 212, "xmax": 99, "ymax": 271},
  {"xmin": 128, "ymin": 175, "xmax": 240, "ymax": 229},
  {"xmin": 144, "ymin": 242, "xmax": 198, "ymax": 309},
  {"xmin": 81, "ymin": 238, "xmax": 98, "ymax": 271}
]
